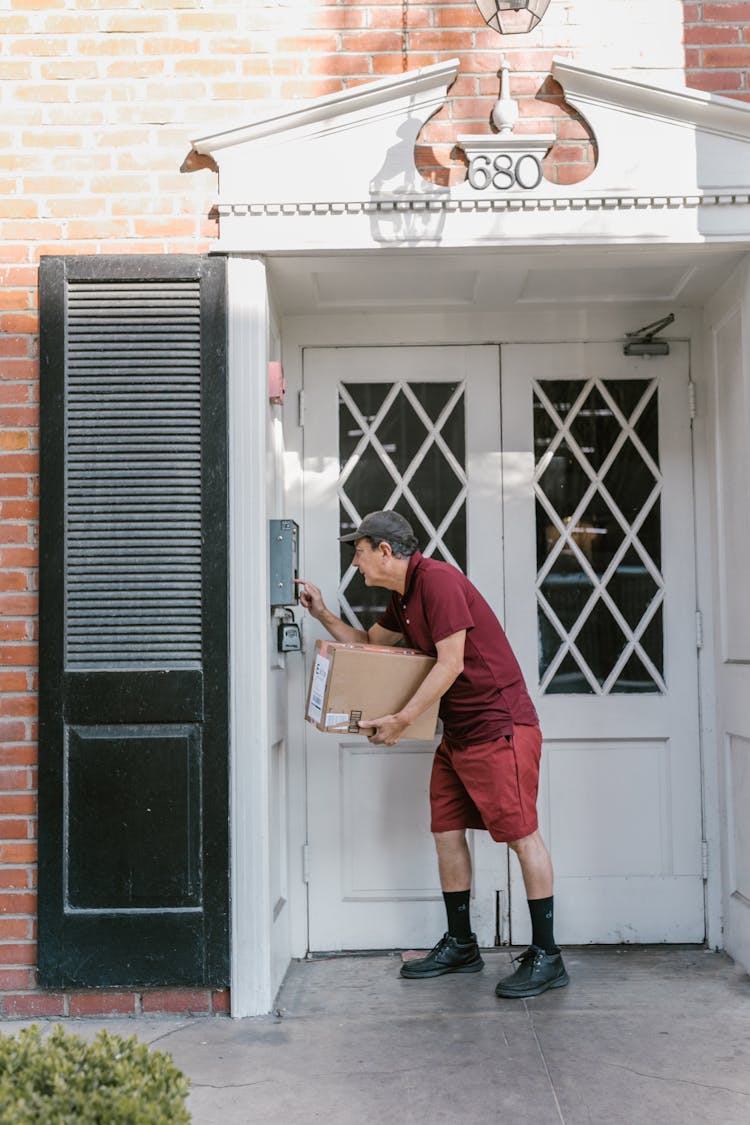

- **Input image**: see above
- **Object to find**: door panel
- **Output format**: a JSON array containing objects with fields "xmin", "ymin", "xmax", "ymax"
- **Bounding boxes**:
[
  {"xmin": 303, "ymin": 346, "xmax": 503, "ymax": 950},
  {"xmin": 502, "ymin": 343, "xmax": 704, "ymax": 944}
]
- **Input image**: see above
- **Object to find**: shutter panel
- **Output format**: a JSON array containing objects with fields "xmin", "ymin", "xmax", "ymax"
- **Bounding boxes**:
[{"xmin": 38, "ymin": 256, "xmax": 229, "ymax": 988}]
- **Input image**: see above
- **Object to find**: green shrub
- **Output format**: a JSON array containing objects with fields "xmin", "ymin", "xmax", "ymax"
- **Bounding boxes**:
[{"xmin": 0, "ymin": 1023, "xmax": 191, "ymax": 1124}]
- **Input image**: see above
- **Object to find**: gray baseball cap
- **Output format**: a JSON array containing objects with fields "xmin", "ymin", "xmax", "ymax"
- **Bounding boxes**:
[{"xmin": 339, "ymin": 510, "xmax": 417, "ymax": 545}]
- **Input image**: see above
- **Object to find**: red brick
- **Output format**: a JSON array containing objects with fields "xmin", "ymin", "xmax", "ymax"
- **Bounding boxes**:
[
  {"xmin": 212, "ymin": 989, "xmax": 230, "ymax": 1014},
  {"xmin": 0, "ymin": 819, "xmax": 32, "ymax": 841},
  {"xmin": 309, "ymin": 53, "xmax": 373, "ymax": 77},
  {"xmin": 0, "ymin": 546, "xmax": 37, "ymax": 567},
  {"xmin": 702, "ymin": 46, "xmax": 750, "ymax": 65},
  {"xmin": 0, "ymin": 285, "xmax": 33, "ymax": 312},
  {"xmin": 340, "ymin": 30, "xmax": 403, "ymax": 51},
  {"xmin": 0, "ymin": 844, "xmax": 36, "ymax": 865},
  {"xmin": 0, "ymin": 337, "xmax": 31, "ymax": 360},
  {"xmin": 0, "ymin": 408, "xmax": 38, "ymax": 429},
  {"xmin": 43, "ymin": 13, "xmax": 100, "ymax": 33},
  {"xmin": 435, "ymin": 6, "xmax": 478, "ymax": 27},
  {"xmin": 0, "ymin": 797, "xmax": 35, "ymax": 818},
  {"xmin": 0, "ymin": 722, "xmax": 26, "ymax": 744},
  {"xmin": 686, "ymin": 69, "xmax": 744, "ymax": 89},
  {"xmin": 684, "ymin": 23, "xmax": 741, "ymax": 44},
  {"xmin": 78, "ymin": 37, "xmax": 139, "ymax": 58},
  {"xmin": 0, "ymin": 313, "xmax": 38, "ymax": 335},
  {"xmin": 276, "ymin": 32, "xmax": 340, "ymax": 53},
  {"xmin": 408, "ymin": 29, "xmax": 474, "ymax": 50},
  {"xmin": 142, "ymin": 989, "xmax": 211, "ymax": 1014},
  {"xmin": 0, "ymin": 768, "xmax": 31, "ymax": 791},
  {"xmin": 0, "ymin": 696, "xmax": 36, "ymax": 719},
  {"xmin": 0, "ymin": 360, "xmax": 38, "ymax": 382},
  {"xmin": 70, "ymin": 992, "xmax": 138, "ymax": 1017},
  {"xmin": 306, "ymin": 7, "xmax": 367, "ymax": 29},
  {"xmin": 0, "ymin": 941, "xmax": 36, "ymax": 966},
  {"xmin": 0, "ymin": 427, "xmax": 31, "ymax": 450},
  {"xmin": 374, "ymin": 4, "xmax": 432, "ymax": 29},
  {"xmin": 8, "ymin": 36, "xmax": 68, "ymax": 58},
  {"xmin": 0, "ymin": 273, "xmax": 36, "ymax": 295},
  {"xmin": 0, "ymin": 672, "xmax": 26, "ymax": 692},
  {"xmin": 703, "ymin": 3, "xmax": 750, "ymax": 20},
  {"xmin": 66, "ymin": 219, "xmax": 132, "ymax": 240},
  {"xmin": 103, "ymin": 12, "xmax": 167, "ymax": 33},
  {"xmin": 0, "ymin": 574, "xmax": 29, "ymax": 593},
  {"xmin": 0, "ymin": 869, "xmax": 31, "ymax": 890},
  {"xmin": 0, "ymin": 594, "xmax": 37, "ymax": 615},
  {"xmin": 0, "ymin": 918, "xmax": 31, "ymax": 940},
  {"xmin": 0, "ymin": 623, "xmax": 30, "ymax": 644},
  {"xmin": 133, "ymin": 218, "xmax": 197, "ymax": 239},
  {"xmin": 176, "ymin": 11, "xmax": 238, "ymax": 31},
  {"xmin": 0, "ymin": 392, "xmax": 32, "ymax": 414},
  {"xmin": 372, "ymin": 55, "xmax": 407, "ymax": 75},
  {"xmin": 3, "ymin": 992, "xmax": 65, "ymax": 1018},
  {"xmin": 0, "ymin": 519, "xmax": 28, "ymax": 542},
  {"xmin": 0, "ymin": 891, "xmax": 36, "ymax": 915},
  {"xmin": 143, "ymin": 36, "xmax": 200, "ymax": 55},
  {"xmin": 0, "ymin": 968, "xmax": 32, "ymax": 990}
]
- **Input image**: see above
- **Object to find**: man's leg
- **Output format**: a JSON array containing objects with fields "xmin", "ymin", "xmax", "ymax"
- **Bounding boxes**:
[
  {"xmin": 435, "ymin": 829, "xmax": 473, "ymax": 939},
  {"xmin": 434, "ymin": 829, "xmax": 472, "ymax": 890},
  {"xmin": 495, "ymin": 829, "xmax": 569, "ymax": 998},
  {"xmin": 510, "ymin": 828, "xmax": 552, "ymax": 899},
  {"xmin": 399, "ymin": 829, "xmax": 483, "ymax": 979}
]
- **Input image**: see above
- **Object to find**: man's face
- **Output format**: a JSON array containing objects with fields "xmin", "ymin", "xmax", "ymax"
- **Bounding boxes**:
[{"xmin": 352, "ymin": 538, "xmax": 386, "ymax": 586}]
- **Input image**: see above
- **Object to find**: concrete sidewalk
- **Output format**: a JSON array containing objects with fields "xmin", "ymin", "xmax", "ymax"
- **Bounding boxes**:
[{"xmin": 4, "ymin": 946, "xmax": 750, "ymax": 1124}]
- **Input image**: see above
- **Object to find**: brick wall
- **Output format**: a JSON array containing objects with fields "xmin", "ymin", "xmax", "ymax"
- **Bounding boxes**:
[
  {"xmin": 1, "ymin": 0, "xmax": 749, "ymax": 1015},
  {"xmin": 684, "ymin": 1, "xmax": 750, "ymax": 98}
]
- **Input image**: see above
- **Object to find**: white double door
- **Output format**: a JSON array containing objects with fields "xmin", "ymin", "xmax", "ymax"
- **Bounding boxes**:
[{"xmin": 302, "ymin": 343, "xmax": 704, "ymax": 951}]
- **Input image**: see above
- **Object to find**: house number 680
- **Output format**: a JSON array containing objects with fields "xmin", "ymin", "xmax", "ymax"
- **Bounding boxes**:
[{"xmin": 467, "ymin": 153, "xmax": 543, "ymax": 191}]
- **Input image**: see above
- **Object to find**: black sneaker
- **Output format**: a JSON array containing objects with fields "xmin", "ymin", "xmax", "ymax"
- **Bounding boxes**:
[
  {"xmin": 495, "ymin": 945, "xmax": 569, "ymax": 998},
  {"xmin": 400, "ymin": 933, "xmax": 484, "ymax": 979}
]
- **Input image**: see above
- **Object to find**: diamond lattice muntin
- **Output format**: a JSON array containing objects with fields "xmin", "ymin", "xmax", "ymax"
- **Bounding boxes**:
[
  {"xmin": 338, "ymin": 382, "xmax": 466, "ymax": 631},
  {"xmin": 534, "ymin": 377, "xmax": 664, "ymax": 694}
]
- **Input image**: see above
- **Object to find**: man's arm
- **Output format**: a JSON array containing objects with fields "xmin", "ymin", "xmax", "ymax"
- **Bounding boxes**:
[
  {"xmin": 296, "ymin": 579, "xmax": 403, "ymax": 647},
  {"xmin": 363, "ymin": 630, "xmax": 466, "ymax": 746}
]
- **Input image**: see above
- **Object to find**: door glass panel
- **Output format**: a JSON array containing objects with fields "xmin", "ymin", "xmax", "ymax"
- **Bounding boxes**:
[
  {"xmin": 534, "ymin": 377, "xmax": 664, "ymax": 694},
  {"xmin": 338, "ymin": 381, "xmax": 466, "ymax": 630}
]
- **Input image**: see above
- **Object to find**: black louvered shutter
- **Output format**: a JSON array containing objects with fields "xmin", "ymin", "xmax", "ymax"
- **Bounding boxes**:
[{"xmin": 38, "ymin": 256, "xmax": 229, "ymax": 988}]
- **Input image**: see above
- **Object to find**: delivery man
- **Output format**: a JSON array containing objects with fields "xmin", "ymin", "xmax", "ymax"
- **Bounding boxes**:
[{"xmin": 296, "ymin": 510, "xmax": 569, "ymax": 999}]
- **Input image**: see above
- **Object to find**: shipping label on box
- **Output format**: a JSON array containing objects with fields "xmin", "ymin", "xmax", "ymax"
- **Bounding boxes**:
[{"xmin": 305, "ymin": 640, "xmax": 439, "ymax": 740}]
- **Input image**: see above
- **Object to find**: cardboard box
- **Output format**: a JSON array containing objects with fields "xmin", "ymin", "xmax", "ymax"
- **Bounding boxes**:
[{"xmin": 305, "ymin": 640, "xmax": 439, "ymax": 740}]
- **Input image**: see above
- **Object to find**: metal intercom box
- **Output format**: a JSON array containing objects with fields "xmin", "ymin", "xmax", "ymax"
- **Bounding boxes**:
[{"xmin": 269, "ymin": 519, "xmax": 299, "ymax": 606}]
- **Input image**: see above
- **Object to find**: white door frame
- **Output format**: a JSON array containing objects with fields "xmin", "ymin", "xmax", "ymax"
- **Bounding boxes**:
[
  {"xmin": 227, "ymin": 258, "xmax": 725, "ymax": 1012},
  {"xmin": 227, "ymin": 256, "xmax": 273, "ymax": 1017}
]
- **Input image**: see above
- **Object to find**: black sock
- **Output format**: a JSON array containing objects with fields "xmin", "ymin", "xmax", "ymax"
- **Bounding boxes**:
[
  {"xmin": 443, "ymin": 890, "xmax": 472, "ymax": 940},
  {"xmin": 528, "ymin": 896, "xmax": 557, "ymax": 954}
]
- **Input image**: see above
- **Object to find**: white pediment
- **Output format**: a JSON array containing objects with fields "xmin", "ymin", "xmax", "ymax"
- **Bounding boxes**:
[
  {"xmin": 551, "ymin": 58, "xmax": 750, "ymax": 196},
  {"xmin": 193, "ymin": 60, "xmax": 459, "ymax": 204},
  {"xmin": 191, "ymin": 56, "xmax": 750, "ymax": 252}
]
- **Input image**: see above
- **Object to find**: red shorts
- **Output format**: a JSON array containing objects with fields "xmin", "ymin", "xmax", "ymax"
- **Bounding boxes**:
[{"xmin": 429, "ymin": 724, "xmax": 542, "ymax": 843}]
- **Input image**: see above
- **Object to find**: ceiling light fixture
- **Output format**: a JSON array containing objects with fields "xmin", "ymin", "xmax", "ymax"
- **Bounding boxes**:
[{"xmin": 474, "ymin": 0, "xmax": 552, "ymax": 35}]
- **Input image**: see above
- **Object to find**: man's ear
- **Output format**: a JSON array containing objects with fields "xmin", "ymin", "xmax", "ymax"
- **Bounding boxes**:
[{"xmin": 378, "ymin": 540, "xmax": 393, "ymax": 559}]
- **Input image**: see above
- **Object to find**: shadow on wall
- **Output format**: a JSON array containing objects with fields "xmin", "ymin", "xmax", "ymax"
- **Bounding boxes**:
[{"xmin": 368, "ymin": 117, "xmax": 449, "ymax": 245}]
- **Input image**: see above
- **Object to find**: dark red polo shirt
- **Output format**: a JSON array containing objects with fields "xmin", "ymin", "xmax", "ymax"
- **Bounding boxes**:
[{"xmin": 377, "ymin": 551, "xmax": 538, "ymax": 744}]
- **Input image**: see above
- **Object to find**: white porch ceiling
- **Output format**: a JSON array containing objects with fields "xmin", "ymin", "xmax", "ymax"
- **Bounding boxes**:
[{"xmin": 266, "ymin": 245, "xmax": 746, "ymax": 315}]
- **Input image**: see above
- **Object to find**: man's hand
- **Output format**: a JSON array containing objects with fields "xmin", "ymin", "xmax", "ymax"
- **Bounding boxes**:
[
  {"xmin": 360, "ymin": 714, "xmax": 409, "ymax": 746},
  {"xmin": 294, "ymin": 578, "xmax": 327, "ymax": 620}
]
